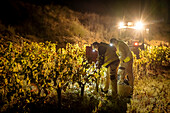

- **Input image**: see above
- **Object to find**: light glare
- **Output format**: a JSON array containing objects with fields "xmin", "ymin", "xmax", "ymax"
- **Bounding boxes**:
[
  {"xmin": 119, "ymin": 22, "xmax": 124, "ymax": 28},
  {"xmin": 134, "ymin": 42, "xmax": 139, "ymax": 46},
  {"xmin": 135, "ymin": 21, "xmax": 143, "ymax": 30}
]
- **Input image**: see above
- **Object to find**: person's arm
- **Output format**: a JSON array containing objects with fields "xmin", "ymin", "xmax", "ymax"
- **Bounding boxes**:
[{"xmin": 98, "ymin": 46, "xmax": 106, "ymax": 68}]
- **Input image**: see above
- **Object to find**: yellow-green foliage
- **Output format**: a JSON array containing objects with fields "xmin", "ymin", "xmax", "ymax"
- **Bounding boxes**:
[
  {"xmin": 139, "ymin": 45, "xmax": 169, "ymax": 67},
  {"xmin": 127, "ymin": 75, "xmax": 170, "ymax": 113},
  {"xmin": 133, "ymin": 45, "xmax": 170, "ymax": 79},
  {"xmin": 0, "ymin": 40, "xmax": 101, "ymax": 112},
  {"xmin": 0, "ymin": 39, "xmax": 169, "ymax": 112},
  {"xmin": 128, "ymin": 45, "xmax": 170, "ymax": 113}
]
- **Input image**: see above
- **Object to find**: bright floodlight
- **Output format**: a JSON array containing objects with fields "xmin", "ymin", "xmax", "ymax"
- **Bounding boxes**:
[
  {"xmin": 128, "ymin": 22, "xmax": 132, "ymax": 26},
  {"xmin": 119, "ymin": 22, "xmax": 124, "ymax": 28},
  {"xmin": 135, "ymin": 21, "xmax": 144, "ymax": 30}
]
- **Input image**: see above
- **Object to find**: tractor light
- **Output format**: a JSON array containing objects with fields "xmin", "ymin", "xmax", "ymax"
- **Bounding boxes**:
[
  {"xmin": 128, "ymin": 22, "xmax": 133, "ymax": 26},
  {"xmin": 134, "ymin": 42, "xmax": 139, "ymax": 46},
  {"xmin": 134, "ymin": 21, "xmax": 144, "ymax": 30},
  {"xmin": 118, "ymin": 22, "xmax": 125, "ymax": 29}
]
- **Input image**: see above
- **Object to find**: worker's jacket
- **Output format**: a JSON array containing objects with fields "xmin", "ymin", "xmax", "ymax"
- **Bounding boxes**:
[
  {"xmin": 98, "ymin": 42, "xmax": 119, "ymax": 68},
  {"xmin": 115, "ymin": 41, "xmax": 133, "ymax": 63}
]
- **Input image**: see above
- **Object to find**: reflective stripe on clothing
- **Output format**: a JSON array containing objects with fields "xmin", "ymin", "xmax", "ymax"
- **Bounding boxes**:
[
  {"xmin": 123, "ymin": 56, "xmax": 131, "ymax": 63},
  {"xmin": 98, "ymin": 43, "xmax": 119, "ymax": 67}
]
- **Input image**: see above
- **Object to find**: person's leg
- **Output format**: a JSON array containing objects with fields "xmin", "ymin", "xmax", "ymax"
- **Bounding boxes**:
[
  {"xmin": 103, "ymin": 67, "xmax": 110, "ymax": 92},
  {"xmin": 117, "ymin": 66, "xmax": 125, "ymax": 84},
  {"xmin": 125, "ymin": 60, "xmax": 134, "ymax": 87},
  {"xmin": 110, "ymin": 61, "xmax": 119, "ymax": 96}
]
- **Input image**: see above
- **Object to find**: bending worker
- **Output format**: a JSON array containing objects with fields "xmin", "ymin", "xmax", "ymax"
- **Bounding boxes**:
[
  {"xmin": 110, "ymin": 38, "xmax": 134, "ymax": 88},
  {"xmin": 92, "ymin": 42, "xmax": 120, "ymax": 96}
]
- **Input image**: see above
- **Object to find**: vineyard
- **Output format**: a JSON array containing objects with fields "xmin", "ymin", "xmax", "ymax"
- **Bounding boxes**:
[{"xmin": 0, "ymin": 38, "xmax": 170, "ymax": 113}]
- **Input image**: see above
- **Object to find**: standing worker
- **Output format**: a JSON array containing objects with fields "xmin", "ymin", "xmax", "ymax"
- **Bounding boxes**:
[
  {"xmin": 110, "ymin": 38, "xmax": 134, "ymax": 88},
  {"xmin": 92, "ymin": 42, "xmax": 120, "ymax": 97}
]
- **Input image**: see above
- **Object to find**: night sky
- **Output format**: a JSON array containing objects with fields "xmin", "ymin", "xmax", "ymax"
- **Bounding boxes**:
[
  {"xmin": 0, "ymin": 0, "xmax": 169, "ymax": 24},
  {"xmin": 61, "ymin": 0, "xmax": 170, "ymax": 22}
]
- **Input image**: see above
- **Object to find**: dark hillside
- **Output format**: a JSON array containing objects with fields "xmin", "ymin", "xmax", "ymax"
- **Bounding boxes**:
[
  {"xmin": 0, "ymin": 0, "xmax": 118, "ymax": 45},
  {"xmin": 0, "ymin": 0, "xmax": 169, "ymax": 46}
]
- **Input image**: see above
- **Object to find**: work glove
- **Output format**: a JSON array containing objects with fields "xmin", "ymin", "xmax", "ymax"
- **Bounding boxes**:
[{"xmin": 95, "ymin": 61, "xmax": 101, "ymax": 69}]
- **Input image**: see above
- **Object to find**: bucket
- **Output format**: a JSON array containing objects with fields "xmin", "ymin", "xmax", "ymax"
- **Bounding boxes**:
[{"xmin": 118, "ymin": 84, "xmax": 132, "ymax": 97}]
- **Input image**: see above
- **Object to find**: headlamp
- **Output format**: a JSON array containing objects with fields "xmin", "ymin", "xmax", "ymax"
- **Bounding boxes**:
[
  {"xmin": 92, "ymin": 49, "xmax": 96, "ymax": 52},
  {"xmin": 134, "ymin": 21, "xmax": 144, "ymax": 30},
  {"xmin": 110, "ymin": 43, "xmax": 113, "ymax": 46}
]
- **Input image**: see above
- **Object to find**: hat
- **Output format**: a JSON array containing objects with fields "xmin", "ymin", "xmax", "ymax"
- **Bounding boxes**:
[
  {"xmin": 92, "ymin": 42, "xmax": 99, "ymax": 46},
  {"xmin": 110, "ymin": 38, "xmax": 117, "ymax": 43},
  {"xmin": 92, "ymin": 42, "xmax": 99, "ymax": 50}
]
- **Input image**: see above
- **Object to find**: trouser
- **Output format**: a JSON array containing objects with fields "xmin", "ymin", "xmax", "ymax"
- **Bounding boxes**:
[
  {"xmin": 103, "ymin": 60, "xmax": 120, "ymax": 95},
  {"xmin": 118, "ymin": 59, "xmax": 134, "ymax": 87}
]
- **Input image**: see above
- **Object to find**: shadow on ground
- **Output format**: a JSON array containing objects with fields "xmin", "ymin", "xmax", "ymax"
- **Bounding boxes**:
[{"xmin": 2, "ymin": 94, "xmax": 131, "ymax": 113}]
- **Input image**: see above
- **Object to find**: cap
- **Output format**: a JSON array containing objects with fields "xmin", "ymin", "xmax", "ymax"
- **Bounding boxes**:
[{"xmin": 110, "ymin": 38, "xmax": 117, "ymax": 43}]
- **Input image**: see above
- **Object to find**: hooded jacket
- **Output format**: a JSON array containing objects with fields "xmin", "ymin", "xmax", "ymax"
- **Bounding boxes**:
[{"xmin": 97, "ymin": 42, "xmax": 119, "ymax": 68}]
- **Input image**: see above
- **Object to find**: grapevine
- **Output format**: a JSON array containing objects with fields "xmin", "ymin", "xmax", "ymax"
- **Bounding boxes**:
[{"xmin": 0, "ymin": 38, "xmax": 169, "ymax": 113}]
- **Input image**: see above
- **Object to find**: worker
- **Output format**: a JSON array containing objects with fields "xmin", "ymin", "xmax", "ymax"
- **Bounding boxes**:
[
  {"xmin": 110, "ymin": 38, "xmax": 134, "ymax": 88},
  {"xmin": 92, "ymin": 42, "xmax": 120, "ymax": 96}
]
